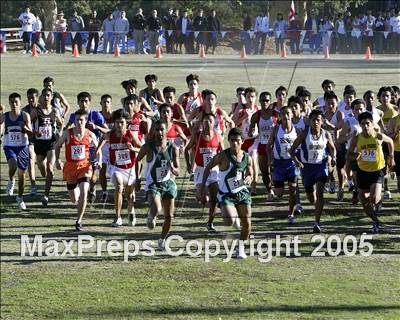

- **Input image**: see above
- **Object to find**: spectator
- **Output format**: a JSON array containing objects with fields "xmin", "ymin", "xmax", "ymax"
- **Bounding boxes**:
[
  {"xmin": 18, "ymin": 6, "xmax": 36, "ymax": 54},
  {"xmin": 114, "ymin": 10, "xmax": 129, "ymax": 54},
  {"xmin": 305, "ymin": 10, "xmax": 321, "ymax": 54},
  {"xmin": 132, "ymin": 8, "xmax": 147, "ymax": 54},
  {"xmin": 351, "ymin": 13, "xmax": 362, "ymax": 53},
  {"xmin": 363, "ymin": 11, "xmax": 375, "ymax": 52},
  {"xmin": 288, "ymin": 13, "xmax": 302, "ymax": 54},
  {"xmin": 207, "ymin": 10, "xmax": 221, "ymax": 54},
  {"xmin": 32, "ymin": 14, "xmax": 48, "ymax": 54},
  {"xmin": 254, "ymin": 11, "xmax": 269, "ymax": 55},
  {"xmin": 374, "ymin": 11, "xmax": 385, "ymax": 54},
  {"xmin": 173, "ymin": 9, "xmax": 180, "ymax": 53},
  {"xmin": 193, "ymin": 9, "xmax": 208, "ymax": 54},
  {"xmin": 344, "ymin": 11, "xmax": 353, "ymax": 53},
  {"xmin": 163, "ymin": 8, "xmax": 176, "ymax": 54},
  {"xmin": 147, "ymin": 9, "xmax": 162, "ymax": 54},
  {"xmin": 112, "ymin": 6, "xmax": 121, "ymax": 20},
  {"xmin": 390, "ymin": 9, "xmax": 400, "ymax": 54},
  {"xmin": 242, "ymin": 12, "xmax": 252, "ymax": 54},
  {"xmin": 69, "ymin": 10, "xmax": 85, "ymax": 53},
  {"xmin": 335, "ymin": 13, "xmax": 347, "ymax": 53},
  {"xmin": 273, "ymin": 13, "xmax": 288, "ymax": 54},
  {"xmin": 320, "ymin": 15, "xmax": 334, "ymax": 52},
  {"xmin": 176, "ymin": 10, "xmax": 192, "ymax": 54},
  {"xmin": 102, "ymin": 13, "xmax": 114, "ymax": 54},
  {"xmin": 384, "ymin": 10, "xmax": 392, "ymax": 53},
  {"xmin": 86, "ymin": 10, "xmax": 101, "ymax": 54},
  {"xmin": 54, "ymin": 11, "xmax": 67, "ymax": 54}
]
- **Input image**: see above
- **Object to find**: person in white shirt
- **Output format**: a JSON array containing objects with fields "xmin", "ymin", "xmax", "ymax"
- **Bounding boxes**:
[
  {"xmin": 351, "ymin": 14, "xmax": 363, "ymax": 53},
  {"xmin": 114, "ymin": 10, "xmax": 130, "ymax": 54},
  {"xmin": 389, "ymin": 9, "xmax": 400, "ymax": 54},
  {"xmin": 321, "ymin": 15, "xmax": 334, "ymax": 52},
  {"xmin": 18, "ymin": 6, "xmax": 36, "ymax": 53},
  {"xmin": 335, "ymin": 13, "xmax": 347, "ymax": 53},
  {"xmin": 32, "ymin": 15, "xmax": 48, "ymax": 54},
  {"xmin": 254, "ymin": 11, "xmax": 269, "ymax": 55}
]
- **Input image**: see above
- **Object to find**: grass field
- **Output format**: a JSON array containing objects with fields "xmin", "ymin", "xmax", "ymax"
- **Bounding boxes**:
[{"xmin": 1, "ymin": 52, "xmax": 400, "ymax": 320}]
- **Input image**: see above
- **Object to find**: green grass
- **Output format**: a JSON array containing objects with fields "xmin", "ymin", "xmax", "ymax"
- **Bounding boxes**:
[{"xmin": 1, "ymin": 53, "xmax": 400, "ymax": 319}]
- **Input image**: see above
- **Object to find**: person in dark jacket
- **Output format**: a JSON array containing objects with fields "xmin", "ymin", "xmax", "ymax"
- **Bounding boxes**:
[
  {"xmin": 147, "ymin": 9, "xmax": 162, "ymax": 54},
  {"xmin": 86, "ymin": 10, "xmax": 101, "ymax": 54},
  {"xmin": 193, "ymin": 9, "xmax": 208, "ymax": 53},
  {"xmin": 176, "ymin": 10, "xmax": 192, "ymax": 54},
  {"xmin": 207, "ymin": 10, "xmax": 221, "ymax": 54},
  {"xmin": 163, "ymin": 8, "xmax": 176, "ymax": 53},
  {"xmin": 305, "ymin": 11, "xmax": 321, "ymax": 53},
  {"xmin": 132, "ymin": 8, "xmax": 147, "ymax": 54}
]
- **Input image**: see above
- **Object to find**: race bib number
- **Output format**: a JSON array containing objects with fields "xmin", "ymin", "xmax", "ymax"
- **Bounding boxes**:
[
  {"xmin": 227, "ymin": 171, "xmax": 245, "ymax": 193},
  {"xmin": 361, "ymin": 149, "xmax": 376, "ymax": 162},
  {"xmin": 115, "ymin": 149, "xmax": 131, "ymax": 166},
  {"xmin": 202, "ymin": 152, "xmax": 215, "ymax": 166},
  {"xmin": 156, "ymin": 166, "xmax": 169, "ymax": 182},
  {"xmin": 8, "ymin": 132, "xmax": 22, "ymax": 146},
  {"xmin": 38, "ymin": 126, "xmax": 52, "ymax": 140},
  {"xmin": 260, "ymin": 126, "xmax": 271, "ymax": 143},
  {"xmin": 280, "ymin": 144, "xmax": 291, "ymax": 158},
  {"xmin": 308, "ymin": 149, "xmax": 324, "ymax": 163},
  {"xmin": 71, "ymin": 145, "xmax": 85, "ymax": 160}
]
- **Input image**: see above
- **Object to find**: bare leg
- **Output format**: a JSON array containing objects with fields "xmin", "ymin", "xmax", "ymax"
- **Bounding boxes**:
[
  {"xmin": 288, "ymin": 182, "xmax": 296, "ymax": 216},
  {"xmin": 237, "ymin": 204, "xmax": 252, "ymax": 240},
  {"xmin": 8, "ymin": 158, "xmax": 17, "ymax": 180},
  {"xmin": 28, "ymin": 145, "xmax": 37, "ymax": 188},
  {"xmin": 76, "ymin": 181, "xmax": 90, "ymax": 223},
  {"xmin": 44, "ymin": 150, "xmax": 56, "ymax": 197},
  {"xmin": 113, "ymin": 173, "xmax": 124, "ymax": 219},
  {"xmin": 161, "ymin": 198, "xmax": 175, "ymax": 239},
  {"xmin": 207, "ymin": 182, "xmax": 218, "ymax": 224},
  {"xmin": 315, "ymin": 182, "xmax": 325, "ymax": 224},
  {"xmin": 17, "ymin": 168, "xmax": 26, "ymax": 197}
]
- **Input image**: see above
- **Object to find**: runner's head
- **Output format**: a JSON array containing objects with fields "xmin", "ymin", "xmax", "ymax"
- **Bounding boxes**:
[
  {"xmin": 163, "ymin": 86, "xmax": 176, "ymax": 105},
  {"xmin": 280, "ymin": 105, "xmax": 293, "ymax": 124},
  {"xmin": 343, "ymin": 86, "xmax": 356, "ymax": 107},
  {"xmin": 259, "ymin": 91, "xmax": 271, "ymax": 110},
  {"xmin": 159, "ymin": 103, "xmax": 173, "ymax": 122},
  {"xmin": 77, "ymin": 92, "xmax": 91, "ymax": 110},
  {"xmin": 8, "ymin": 92, "xmax": 21, "ymax": 111},
  {"xmin": 363, "ymin": 90, "xmax": 375, "ymax": 108},
  {"xmin": 145, "ymin": 74, "xmax": 157, "ymax": 89},
  {"xmin": 321, "ymin": 79, "xmax": 335, "ymax": 92},
  {"xmin": 186, "ymin": 74, "xmax": 200, "ymax": 91},
  {"xmin": 309, "ymin": 109, "xmax": 324, "ymax": 131},
  {"xmin": 203, "ymin": 90, "xmax": 217, "ymax": 108},
  {"xmin": 275, "ymin": 86, "xmax": 287, "ymax": 103},
  {"xmin": 350, "ymin": 99, "xmax": 366, "ymax": 117},
  {"xmin": 112, "ymin": 108, "xmax": 130, "ymax": 133},
  {"xmin": 358, "ymin": 112, "xmax": 374, "ymax": 135},
  {"xmin": 228, "ymin": 127, "xmax": 243, "ymax": 149},
  {"xmin": 377, "ymin": 86, "xmax": 393, "ymax": 106},
  {"xmin": 151, "ymin": 120, "xmax": 167, "ymax": 141},
  {"xmin": 27, "ymin": 88, "xmax": 39, "ymax": 107},
  {"xmin": 123, "ymin": 94, "xmax": 139, "ymax": 115},
  {"xmin": 236, "ymin": 87, "xmax": 246, "ymax": 104},
  {"xmin": 43, "ymin": 76, "xmax": 54, "ymax": 90},
  {"xmin": 100, "ymin": 94, "xmax": 112, "ymax": 112},
  {"xmin": 41, "ymin": 88, "xmax": 53, "ymax": 105},
  {"xmin": 324, "ymin": 91, "xmax": 338, "ymax": 113},
  {"xmin": 202, "ymin": 112, "xmax": 215, "ymax": 131},
  {"xmin": 297, "ymin": 89, "xmax": 311, "ymax": 112},
  {"xmin": 287, "ymin": 96, "xmax": 302, "ymax": 117},
  {"xmin": 121, "ymin": 79, "xmax": 137, "ymax": 95},
  {"xmin": 244, "ymin": 87, "xmax": 257, "ymax": 107},
  {"xmin": 74, "ymin": 109, "xmax": 88, "ymax": 129}
]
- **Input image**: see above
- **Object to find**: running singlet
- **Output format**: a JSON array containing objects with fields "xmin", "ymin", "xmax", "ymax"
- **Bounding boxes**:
[
  {"xmin": 240, "ymin": 105, "xmax": 260, "ymax": 139},
  {"xmin": 394, "ymin": 115, "xmax": 400, "ymax": 152},
  {"xmin": 109, "ymin": 130, "xmax": 136, "ymax": 169},
  {"xmin": 128, "ymin": 111, "xmax": 144, "ymax": 142},
  {"xmin": 257, "ymin": 110, "xmax": 278, "ymax": 144},
  {"xmin": 51, "ymin": 91, "xmax": 65, "ymax": 117},
  {"xmin": 293, "ymin": 116, "xmax": 306, "ymax": 133},
  {"xmin": 300, "ymin": 127, "xmax": 328, "ymax": 164},
  {"xmin": 325, "ymin": 110, "xmax": 339, "ymax": 142},
  {"xmin": 145, "ymin": 142, "xmax": 174, "ymax": 186},
  {"xmin": 218, "ymin": 149, "xmax": 249, "ymax": 194},
  {"xmin": 3, "ymin": 112, "xmax": 29, "ymax": 147},
  {"xmin": 65, "ymin": 128, "xmax": 90, "ymax": 163},
  {"xmin": 273, "ymin": 125, "xmax": 297, "ymax": 160},
  {"xmin": 346, "ymin": 116, "xmax": 362, "ymax": 149},
  {"xmin": 181, "ymin": 92, "xmax": 203, "ymax": 115},
  {"xmin": 378, "ymin": 104, "xmax": 397, "ymax": 127},
  {"xmin": 356, "ymin": 133, "xmax": 385, "ymax": 172},
  {"xmin": 195, "ymin": 133, "xmax": 221, "ymax": 167},
  {"xmin": 142, "ymin": 88, "xmax": 160, "ymax": 113},
  {"xmin": 166, "ymin": 123, "xmax": 179, "ymax": 141},
  {"xmin": 34, "ymin": 108, "xmax": 57, "ymax": 141},
  {"xmin": 68, "ymin": 110, "xmax": 105, "ymax": 139}
]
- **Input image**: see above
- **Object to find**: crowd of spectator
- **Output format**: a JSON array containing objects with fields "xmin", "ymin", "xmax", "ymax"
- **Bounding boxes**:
[{"xmin": 15, "ymin": 5, "xmax": 400, "ymax": 55}]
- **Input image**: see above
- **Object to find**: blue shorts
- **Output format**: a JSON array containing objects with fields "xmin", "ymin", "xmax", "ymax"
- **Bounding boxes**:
[
  {"xmin": 89, "ymin": 146, "xmax": 98, "ymax": 168},
  {"xmin": 302, "ymin": 161, "xmax": 328, "ymax": 193},
  {"xmin": 4, "ymin": 146, "xmax": 29, "ymax": 170},
  {"xmin": 273, "ymin": 159, "xmax": 298, "ymax": 187}
]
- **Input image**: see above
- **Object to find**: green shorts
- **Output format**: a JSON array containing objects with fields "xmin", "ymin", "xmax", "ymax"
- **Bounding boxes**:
[
  {"xmin": 146, "ymin": 179, "xmax": 177, "ymax": 199},
  {"xmin": 217, "ymin": 189, "xmax": 252, "ymax": 207}
]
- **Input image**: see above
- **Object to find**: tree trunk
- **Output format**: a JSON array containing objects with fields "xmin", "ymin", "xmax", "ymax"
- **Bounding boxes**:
[{"xmin": 39, "ymin": 0, "xmax": 57, "ymax": 50}]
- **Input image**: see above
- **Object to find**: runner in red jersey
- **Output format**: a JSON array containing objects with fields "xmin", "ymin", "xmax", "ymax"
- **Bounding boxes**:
[
  {"xmin": 271, "ymin": 85, "xmax": 288, "ymax": 113},
  {"xmin": 185, "ymin": 113, "xmax": 223, "ymax": 232},
  {"xmin": 159, "ymin": 103, "xmax": 188, "ymax": 150},
  {"xmin": 229, "ymin": 87, "xmax": 246, "ymax": 117},
  {"xmin": 163, "ymin": 86, "xmax": 188, "ymax": 132},
  {"xmin": 55, "ymin": 109, "xmax": 98, "ymax": 231},
  {"xmin": 248, "ymin": 91, "xmax": 278, "ymax": 200},
  {"xmin": 96, "ymin": 109, "xmax": 142, "ymax": 228}
]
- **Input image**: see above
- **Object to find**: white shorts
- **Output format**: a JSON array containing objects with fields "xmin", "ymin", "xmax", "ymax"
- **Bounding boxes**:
[
  {"xmin": 108, "ymin": 164, "xmax": 136, "ymax": 186},
  {"xmin": 194, "ymin": 166, "xmax": 218, "ymax": 186},
  {"xmin": 101, "ymin": 142, "xmax": 110, "ymax": 164}
]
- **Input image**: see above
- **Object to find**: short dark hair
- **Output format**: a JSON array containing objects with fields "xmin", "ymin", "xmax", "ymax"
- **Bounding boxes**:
[
  {"xmin": 159, "ymin": 103, "xmax": 172, "ymax": 113},
  {"xmin": 228, "ymin": 127, "xmax": 243, "ymax": 140},
  {"xmin": 324, "ymin": 91, "xmax": 338, "ymax": 101},
  {"xmin": 43, "ymin": 76, "xmax": 54, "ymax": 85},
  {"xmin": 145, "ymin": 74, "xmax": 158, "ymax": 83},
  {"xmin": 202, "ymin": 89, "xmax": 216, "ymax": 99},
  {"xmin": 121, "ymin": 79, "xmax": 137, "ymax": 89},
  {"xmin": 287, "ymin": 95, "xmax": 302, "ymax": 106},
  {"xmin": 280, "ymin": 105, "xmax": 293, "ymax": 114},
  {"xmin": 378, "ymin": 86, "xmax": 394, "ymax": 97},
  {"xmin": 186, "ymin": 74, "xmax": 200, "ymax": 85},
  {"xmin": 245, "ymin": 87, "xmax": 257, "ymax": 95},
  {"xmin": 275, "ymin": 86, "xmax": 287, "ymax": 97},
  {"xmin": 392, "ymin": 85, "xmax": 400, "ymax": 94},
  {"xmin": 358, "ymin": 111, "xmax": 373, "ymax": 123},
  {"xmin": 363, "ymin": 90, "xmax": 374, "ymax": 99},
  {"xmin": 9, "ymin": 92, "xmax": 21, "ymax": 101},
  {"xmin": 41, "ymin": 88, "xmax": 53, "ymax": 95},
  {"xmin": 351, "ymin": 99, "xmax": 365, "ymax": 109},
  {"xmin": 27, "ymin": 88, "xmax": 39, "ymax": 96},
  {"xmin": 343, "ymin": 87, "xmax": 356, "ymax": 97},
  {"xmin": 101, "ymin": 94, "xmax": 112, "ymax": 101},
  {"xmin": 321, "ymin": 79, "xmax": 335, "ymax": 88},
  {"xmin": 123, "ymin": 94, "xmax": 139, "ymax": 105},
  {"xmin": 295, "ymin": 86, "xmax": 307, "ymax": 95},
  {"xmin": 163, "ymin": 86, "xmax": 176, "ymax": 95},
  {"xmin": 297, "ymin": 89, "xmax": 311, "ymax": 99},
  {"xmin": 236, "ymin": 87, "xmax": 246, "ymax": 94},
  {"xmin": 77, "ymin": 92, "xmax": 91, "ymax": 101},
  {"xmin": 259, "ymin": 91, "xmax": 272, "ymax": 100},
  {"xmin": 112, "ymin": 108, "xmax": 130, "ymax": 122},
  {"xmin": 75, "ymin": 109, "xmax": 88, "ymax": 117},
  {"xmin": 309, "ymin": 109, "xmax": 325, "ymax": 120}
]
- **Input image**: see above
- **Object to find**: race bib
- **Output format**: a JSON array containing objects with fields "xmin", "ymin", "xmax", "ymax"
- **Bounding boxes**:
[
  {"xmin": 361, "ymin": 149, "xmax": 376, "ymax": 162},
  {"xmin": 308, "ymin": 149, "xmax": 324, "ymax": 163},
  {"xmin": 227, "ymin": 171, "xmax": 245, "ymax": 193},
  {"xmin": 280, "ymin": 144, "xmax": 291, "ymax": 158},
  {"xmin": 115, "ymin": 149, "xmax": 131, "ymax": 166},
  {"xmin": 71, "ymin": 145, "xmax": 85, "ymax": 160},
  {"xmin": 37, "ymin": 126, "xmax": 52, "ymax": 140},
  {"xmin": 156, "ymin": 166, "xmax": 169, "ymax": 182},
  {"xmin": 260, "ymin": 127, "xmax": 271, "ymax": 143},
  {"xmin": 8, "ymin": 132, "xmax": 22, "ymax": 146},
  {"xmin": 202, "ymin": 152, "xmax": 215, "ymax": 166}
]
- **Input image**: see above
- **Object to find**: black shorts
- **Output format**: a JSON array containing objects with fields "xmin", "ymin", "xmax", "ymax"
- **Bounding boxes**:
[
  {"xmin": 336, "ymin": 144, "xmax": 347, "ymax": 170},
  {"xmin": 34, "ymin": 139, "xmax": 56, "ymax": 157},
  {"xmin": 67, "ymin": 177, "xmax": 90, "ymax": 190},
  {"xmin": 394, "ymin": 151, "xmax": 400, "ymax": 176},
  {"xmin": 356, "ymin": 169, "xmax": 384, "ymax": 190}
]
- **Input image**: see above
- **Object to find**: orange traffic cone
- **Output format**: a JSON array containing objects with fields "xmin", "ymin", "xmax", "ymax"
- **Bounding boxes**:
[
  {"xmin": 199, "ymin": 44, "xmax": 206, "ymax": 58},
  {"xmin": 365, "ymin": 46, "xmax": 372, "ymax": 60},
  {"xmin": 240, "ymin": 45, "xmax": 247, "ymax": 59},
  {"xmin": 155, "ymin": 45, "xmax": 162, "ymax": 58},
  {"xmin": 72, "ymin": 44, "xmax": 79, "ymax": 57},
  {"xmin": 0, "ymin": 39, "xmax": 6, "ymax": 54},
  {"xmin": 31, "ymin": 44, "xmax": 38, "ymax": 57},
  {"xmin": 280, "ymin": 43, "xmax": 287, "ymax": 58},
  {"xmin": 114, "ymin": 46, "xmax": 120, "ymax": 57},
  {"xmin": 324, "ymin": 46, "xmax": 330, "ymax": 59}
]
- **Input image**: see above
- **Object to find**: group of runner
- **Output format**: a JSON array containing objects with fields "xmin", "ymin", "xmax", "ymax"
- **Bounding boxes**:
[{"xmin": 1, "ymin": 75, "xmax": 399, "ymax": 258}]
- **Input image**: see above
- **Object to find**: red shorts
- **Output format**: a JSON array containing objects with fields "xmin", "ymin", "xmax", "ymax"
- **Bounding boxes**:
[
  {"xmin": 241, "ymin": 138, "xmax": 256, "ymax": 152},
  {"xmin": 63, "ymin": 160, "xmax": 92, "ymax": 185},
  {"xmin": 257, "ymin": 143, "xmax": 267, "ymax": 156}
]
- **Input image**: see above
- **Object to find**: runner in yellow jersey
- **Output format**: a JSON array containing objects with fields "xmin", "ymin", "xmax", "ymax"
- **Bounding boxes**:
[
  {"xmin": 387, "ymin": 114, "xmax": 400, "ymax": 191},
  {"xmin": 346, "ymin": 112, "xmax": 394, "ymax": 233}
]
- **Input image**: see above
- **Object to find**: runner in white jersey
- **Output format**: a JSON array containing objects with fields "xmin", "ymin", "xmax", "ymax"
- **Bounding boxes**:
[
  {"xmin": 363, "ymin": 90, "xmax": 384, "ymax": 130},
  {"xmin": 232, "ymin": 87, "xmax": 259, "ymax": 195},
  {"xmin": 267, "ymin": 105, "xmax": 299, "ymax": 224},
  {"xmin": 248, "ymin": 91, "xmax": 278, "ymax": 200},
  {"xmin": 337, "ymin": 99, "xmax": 366, "ymax": 204},
  {"xmin": 290, "ymin": 109, "xmax": 336, "ymax": 233},
  {"xmin": 338, "ymin": 86, "xmax": 356, "ymax": 121},
  {"xmin": 313, "ymin": 79, "xmax": 335, "ymax": 110}
]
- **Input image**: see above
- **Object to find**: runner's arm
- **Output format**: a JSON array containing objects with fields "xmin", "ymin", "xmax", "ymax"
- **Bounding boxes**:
[
  {"xmin": 171, "ymin": 144, "xmax": 180, "ymax": 176},
  {"xmin": 184, "ymin": 135, "xmax": 196, "ymax": 174}
]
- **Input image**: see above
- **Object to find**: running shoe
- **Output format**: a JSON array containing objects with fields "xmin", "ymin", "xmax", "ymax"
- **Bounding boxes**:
[
  {"xmin": 207, "ymin": 222, "xmax": 216, "ymax": 233},
  {"xmin": 42, "ymin": 195, "xmax": 49, "ymax": 207},
  {"xmin": 75, "ymin": 221, "xmax": 83, "ymax": 231},
  {"xmin": 30, "ymin": 185, "xmax": 38, "ymax": 196},
  {"xmin": 235, "ymin": 244, "xmax": 247, "ymax": 260},
  {"xmin": 147, "ymin": 215, "xmax": 156, "ymax": 229},
  {"xmin": 294, "ymin": 204, "xmax": 304, "ymax": 215},
  {"xmin": 337, "ymin": 188, "xmax": 344, "ymax": 201},
  {"xmin": 288, "ymin": 215, "xmax": 295, "ymax": 225},
  {"xmin": 383, "ymin": 190, "xmax": 392, "ymax": 200},
  {"xmin": 111, "ymin": 217, "xmax": 123, "ymax": 227},
  {"xmin": 6, "ymin": 180, "xmax": 15, "ymax": 196},
  {"xmin": 233, "ymin": 217, "xmax": 241, "ymax": 230},
  {"xmin": 313, "ymin": 222, "xmax": 321, "ymax": 233},
  {"xmin": 267, "ymin": 189, "xmax": 274, "ymax": 202},
  {"xmin": 348, "ymin": 180, "xmax": 354, "ymax": 192},
  {"xmin": 351, "ymin": 191, "xmax": 359, "ymax": 204},
  {"xmin": 329, "ymin": 181, "xmax": 336, "ymax": 194},
  {"xmin": 101, "ymin": 191, "xmax": 108, "ymax": 203},
  {"xmin": 370, "ymin": 221, "xmax": 380, "ymax": 233},
  {"xmin": 158, "ymin": 239, "xmax": 166, "ymax": 251},
  {"xmin": 128, "ymin": 213, "xmax": 136, "ymax": 227},
  {"xmin": 17, "ymin": 196, "xmax": 27, "ymax": 211},
  {"xmin": 88, "ymin": 190, "xmax": 96, "ymax": 204}
]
